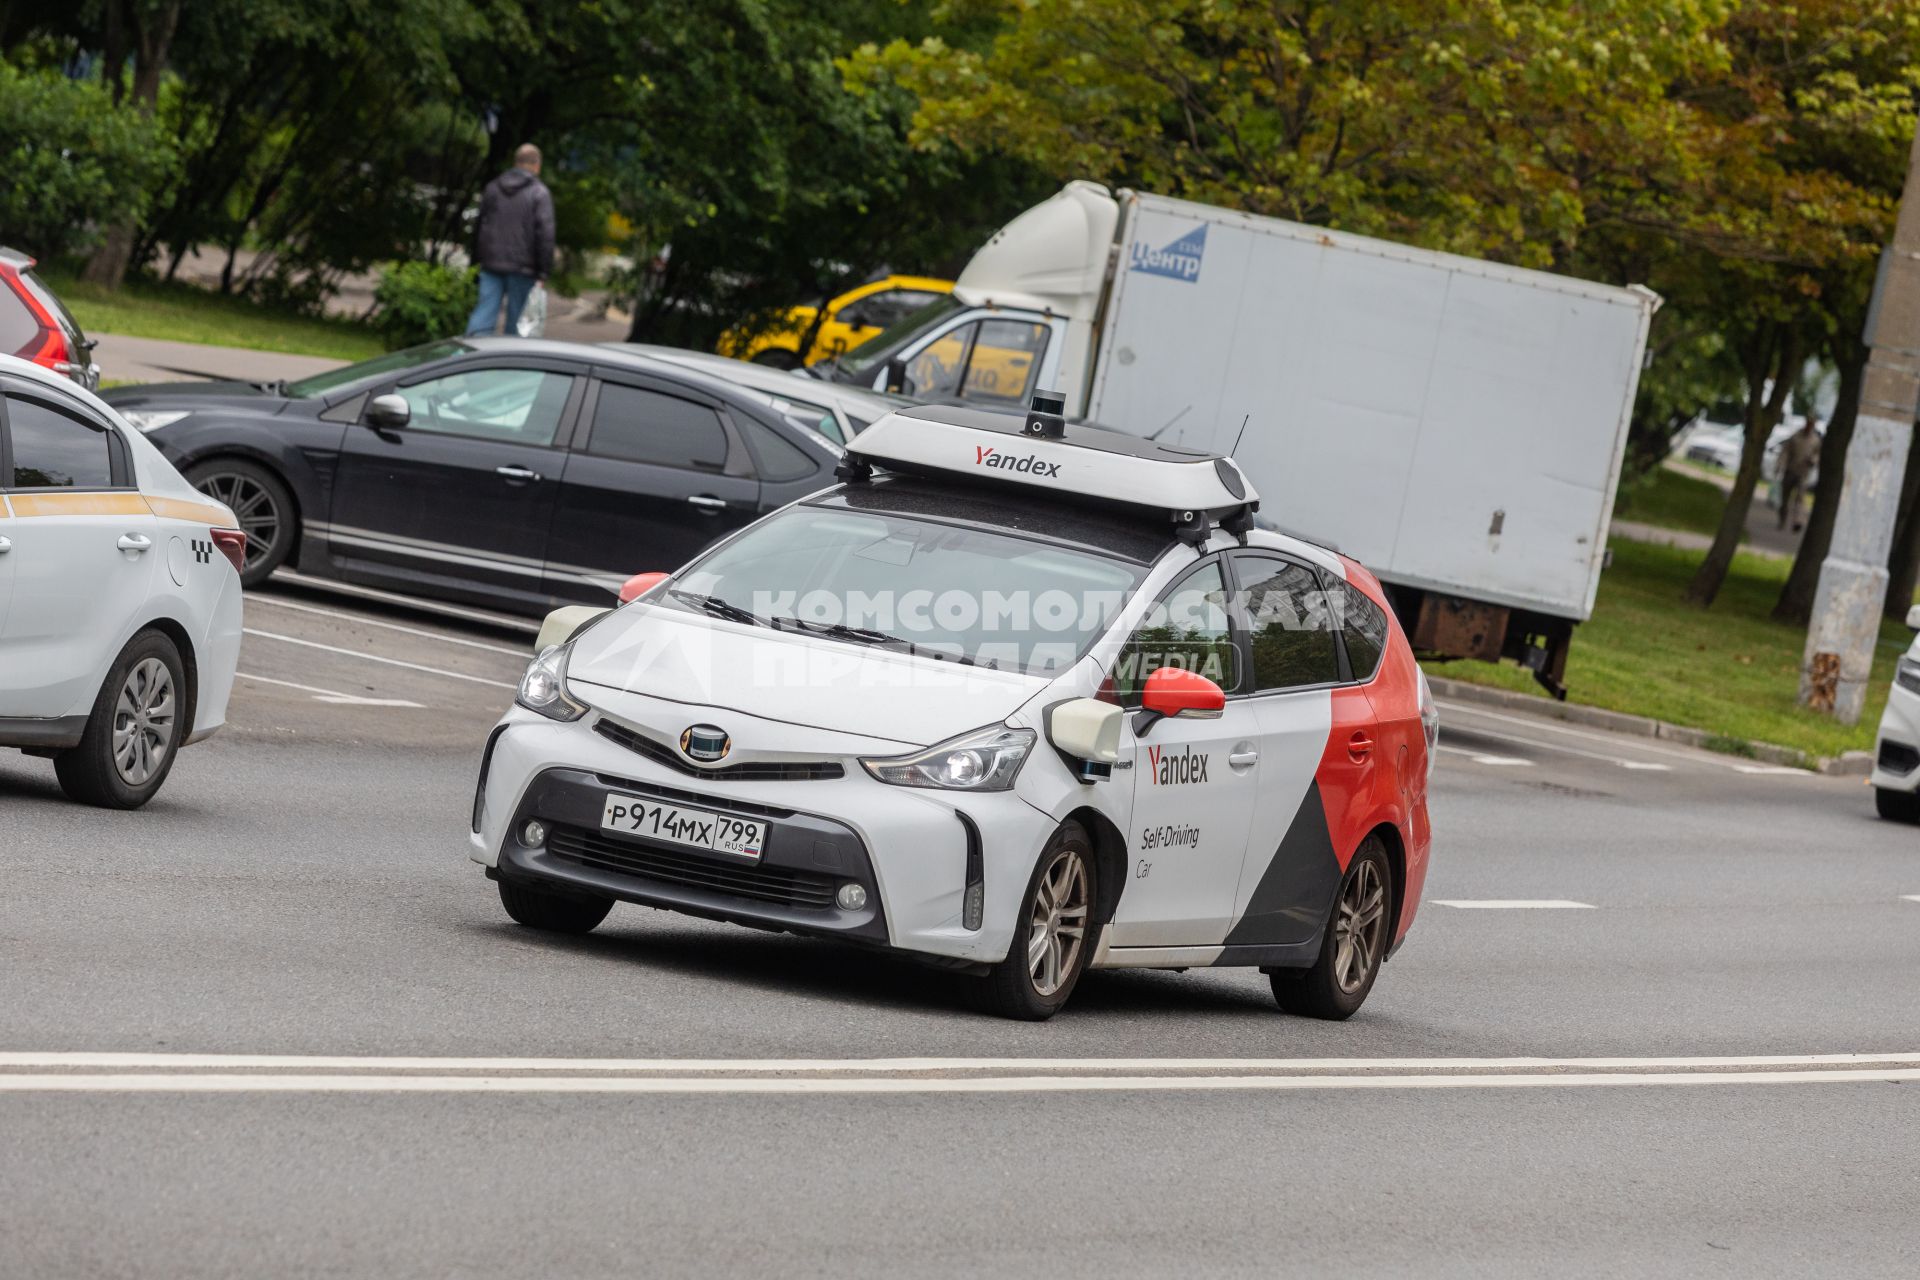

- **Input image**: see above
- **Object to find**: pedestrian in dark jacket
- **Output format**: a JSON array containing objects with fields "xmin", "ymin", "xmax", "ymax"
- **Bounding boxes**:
[{"xmin": 465, "ymin": 143, "xmax": 555, "ymax": 336}]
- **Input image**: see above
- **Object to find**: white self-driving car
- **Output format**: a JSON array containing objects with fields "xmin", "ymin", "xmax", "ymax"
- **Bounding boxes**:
[
  {"xmin": 471, "ymin": 400, "xmax": 1434, "ymax": 1019},
  {"xmin": 1871, "ymin": 604, "xmax": 1920, "ymax": 821},
  {"xmin": 0, "ymin": 355, "xmax": 244, "ymax": 807}
]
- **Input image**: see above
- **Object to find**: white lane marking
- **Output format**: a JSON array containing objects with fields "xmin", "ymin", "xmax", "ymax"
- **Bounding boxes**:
[
  {"xmin": 1437, "ymin": 700, "xmax": 1779, "ymax": 773},
  {"xmin": 1432, "ymin": 900, "xmax": 1597, "ymax": 909},
  {"xmin": 1439, "ymin": 725, "xmax": 1656, "ymax": 770},
  {"xmin": 243, "ymin": 629, "xmax": 517, "ymax": 690},
  {"xmin": 247, "ymin": 594, "xmax": 526, "ymax": 656},
  {"xmin": 1435, "ymin": 745, "xmax": 1533, "ymax": 767},
  {"xmin": 9, "ymin": 1051, "xmax": 1920, "ymax": 1072},
  {"xmin": 236, "ymin": 672, "xmax": 425, "ymax": 708},
  {"xmin": 267, "ymin": 569, "xmax": 540, "ymax": 635},
  {"xmin": 1736, "ymin": 765, "xmax": 1807, "ymax": 775},
  {"xmin": 1902, "ymin": 895, "xmax": 1920, "ymax": 904},
  {"xmin": 3, "ymin": 1069, "xmax": 1918, "ymax": 1094},
  {"xmin": 1621, "ymin": 761, "xmax": 1672, "ymax": 771}
]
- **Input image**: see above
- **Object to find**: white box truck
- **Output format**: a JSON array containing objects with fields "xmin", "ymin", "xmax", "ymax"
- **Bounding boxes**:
[{"xmin": 819, "ymin": 181, "xmax": 1659, "ymax": 694}]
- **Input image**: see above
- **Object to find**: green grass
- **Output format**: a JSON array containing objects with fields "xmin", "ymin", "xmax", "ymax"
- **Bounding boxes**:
[
  {"xmin": 1423, "ymin": 538, "xmax": 1908, "ymax": 761},
  {"xmin": 43, "ymin": 270, "xmax": 382, "ymax": 362},
  {"xmin": 1613, "ymin": 465, "xmax": 1732, "ymax": 539}
]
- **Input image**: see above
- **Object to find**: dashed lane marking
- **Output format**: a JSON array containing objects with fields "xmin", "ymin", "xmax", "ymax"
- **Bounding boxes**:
[
  {"xmin": 243, "ymin": 629, "xmax": 518, "ymax": 690},
  {"xmin": 1902, "ymin": 895, "xmax": 1920, "ymax": 904},
  {"xmin": 1435, "ymin": 745, "xmax": 1533, "ymax": 767},
  {"xmin": 247, "ymin": 594, "xmax": 528, "ymax": 656},
  {"xmin": 236, "ymin": 672, "xmax": 425, "ymax": 708},
  {"xmin": 1432, "ymin": 900, "xmax": 1597, "ymax": 910}
]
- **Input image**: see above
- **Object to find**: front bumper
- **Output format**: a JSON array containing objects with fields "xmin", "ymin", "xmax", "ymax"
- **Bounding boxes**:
[
  {"xmin": 471, "ymin": 704, "xmax": 1057, "ymax": 965},
  {"xmin": 494, "ymin": 766, "xmax": 891, "ymax": 945},
  {"xmin": 1871, "ymin": 675, "xmax": 1920, "ymax": 793}
]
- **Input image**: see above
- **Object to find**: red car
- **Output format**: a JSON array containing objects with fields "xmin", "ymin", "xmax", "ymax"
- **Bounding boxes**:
[{"xmin": 1, "ymin": 248, "xmax": 96, "ymax": 389}]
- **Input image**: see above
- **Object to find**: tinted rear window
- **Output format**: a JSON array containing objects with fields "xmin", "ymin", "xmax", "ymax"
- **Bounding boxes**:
[
  {"xmin": 5, "ymin": 394, "xmax": 116, "ymax": 488},
  {"xmin": 589, "ymin": 383, "xmax": 728, "ymax": 468}
]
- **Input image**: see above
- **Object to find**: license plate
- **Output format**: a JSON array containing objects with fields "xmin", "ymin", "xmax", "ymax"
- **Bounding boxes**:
[{"xmin": 600, "ymin": 793, "xmax": 765, "ymax": 861}]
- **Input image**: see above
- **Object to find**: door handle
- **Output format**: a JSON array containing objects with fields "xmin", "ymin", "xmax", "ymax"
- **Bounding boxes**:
[
  {"xmin": 495, "ymin": 465, "xmax": 542, "ymax": 483},
  {"xmin": 117, "ymin": 533, "xmax": 153, "ymax": 552},
  {"xmin": 1228, "ymin": 744, "xmax": 1259, "ymax": 769},
  {"xmin": 1348, "ymin": 731, "xmax": 1374, "ymax": 762},
  {"xmin": 688, "ymin": 495, "xmax": 729, "ymax": 512}
]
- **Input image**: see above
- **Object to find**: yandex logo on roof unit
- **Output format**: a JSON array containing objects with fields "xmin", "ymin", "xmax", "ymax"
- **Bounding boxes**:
[{"xmin": 974, "ymin": 445, "xmax": 1062, "ymax": 479}]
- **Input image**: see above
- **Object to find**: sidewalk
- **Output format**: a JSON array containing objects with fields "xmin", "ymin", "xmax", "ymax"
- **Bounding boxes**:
[{"xmin": 94, "ymin": 333, "xmax": 344, "ymax": 385}]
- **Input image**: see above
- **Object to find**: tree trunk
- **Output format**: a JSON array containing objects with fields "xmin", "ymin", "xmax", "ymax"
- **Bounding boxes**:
[
  {"xmin": 1773, "ymin": 342, "xmax": 1866, "ymax": 622},
  {"xmin": 79, "ymin": 1, "xmax": 182, "ymax": 290},
  {"xmin": 1686, "ymin": 329, "xmax": 1802, "ymax": 607}
]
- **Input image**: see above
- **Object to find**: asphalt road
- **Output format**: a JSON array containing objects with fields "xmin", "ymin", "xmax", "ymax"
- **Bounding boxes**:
[{"xmin": 3, "ymin": 579, "xmax": 1916, "ymax": 1277}]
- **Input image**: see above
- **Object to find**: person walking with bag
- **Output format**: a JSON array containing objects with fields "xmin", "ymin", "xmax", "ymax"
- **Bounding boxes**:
[{"xmin": 465, "ymin": 143, "xmax": 554, "ymax": 336}]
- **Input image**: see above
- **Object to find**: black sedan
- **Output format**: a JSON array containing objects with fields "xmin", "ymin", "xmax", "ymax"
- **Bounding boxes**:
[{"xmin": 104, "ymin": 338, "xmax": 842, "ymax": 614}]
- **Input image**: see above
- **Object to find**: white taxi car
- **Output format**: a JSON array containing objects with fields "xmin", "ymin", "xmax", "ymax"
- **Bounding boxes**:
[
  {"xmin": 0, "ymin": 355, "xmax": 245, "ymax": 807},
  {"xmin": 471, "ymin": 398, "xmax": 1434, "ymax": 1019}
]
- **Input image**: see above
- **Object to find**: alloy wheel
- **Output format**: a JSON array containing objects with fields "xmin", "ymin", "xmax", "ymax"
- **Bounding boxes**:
[
  {"xmin": 1332, "ymin": 858, "xmax": 1387, "ymax": 994},
  {"xmin": 1026, "ymin": 846, "xmax": 1090, "ymax": 997},
  {"xmin": 112, "ymin": 657, "xmax": 176, "ymax": 786},
  {"xmin": 194, "ymin": 472, "xmax": 279, "ymax": 572}
]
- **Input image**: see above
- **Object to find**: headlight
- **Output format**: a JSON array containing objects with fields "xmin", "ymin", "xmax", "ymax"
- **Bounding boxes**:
[
  {"xmin": 517, "ymin": 644, "xmax": 588, "ymax": 721},
  {"xmin": 861, "ymin": 724, "xmax": 1035, "ymax": 791},
  {"xmin": 120, "ymin": 409, "xmax": 191, "ymax": 433},
  {"xmin": 1897, "ymin": 657, "xmax": 1920, "ymax": 696}
]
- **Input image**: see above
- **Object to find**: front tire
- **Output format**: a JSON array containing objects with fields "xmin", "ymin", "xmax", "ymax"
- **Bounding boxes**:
[
  {"xmin": 54, "ymin": 630, "xmax": 187, "ymax": 810},
  {"xmin": 498, "ymin": 878, "xmax": 613, "ymax": 934},
  {"xmin": 1271, "ymin": 836, "xmax": 1393, "ymax": 1020},
  {"xmin": 1875, "ymin": 786, "xmax": 1920, "ymax": 823},
  {"xmin": 187, "ymin": 459, "xmax": 294, "ymax": 587},
  {"xmin": 982, "ymin": 822, "xmax": 1097, "ymax": 1021}
]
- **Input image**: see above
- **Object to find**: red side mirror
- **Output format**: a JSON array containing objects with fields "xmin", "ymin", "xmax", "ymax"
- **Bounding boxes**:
[
  {"xmin": 1141, "ymin": 667, "xmax": 1226, "ymax": 720},
  {"xmin": 619, "ymin": 571, "xmax": 670, "ymax": 604}
]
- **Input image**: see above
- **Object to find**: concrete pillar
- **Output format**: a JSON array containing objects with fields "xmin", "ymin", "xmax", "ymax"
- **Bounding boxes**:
[{"xmin": 1802, "ymin": 118, "xmax": 1920, "ymax": 723}]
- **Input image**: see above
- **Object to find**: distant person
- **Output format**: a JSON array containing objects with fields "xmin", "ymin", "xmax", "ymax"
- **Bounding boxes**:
[
  {"xmin": 465, "ymin": 143, "xmax": 554, "ymax": 337},
  {"xmin": 1778, "ymin": 416, "xmax": 1822, "ymax": 533}
]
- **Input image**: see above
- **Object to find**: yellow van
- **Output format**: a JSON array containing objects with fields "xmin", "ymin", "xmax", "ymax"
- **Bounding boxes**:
[{"xmin": 722, "ymin": 275, "xmax": 953, "ymax": 369}]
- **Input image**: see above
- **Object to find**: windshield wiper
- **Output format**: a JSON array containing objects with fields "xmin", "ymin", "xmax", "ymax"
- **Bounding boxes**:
[
  {"xmin": 670, "ymin": 589, "xmax": 764, "ymax": 627},
  {"xmin": 772, "ymin": 617, "xmax": 975, "ymax": 665}
]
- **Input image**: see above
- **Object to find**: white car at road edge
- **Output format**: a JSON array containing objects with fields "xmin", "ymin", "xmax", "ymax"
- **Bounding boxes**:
[
  {"xmin": 1871, "ymin": 602, "xmax": 1920, "ymax": 822},
  {"xmin": 0, "ymin": 355, "xmax": 245, "ymax": 808}
]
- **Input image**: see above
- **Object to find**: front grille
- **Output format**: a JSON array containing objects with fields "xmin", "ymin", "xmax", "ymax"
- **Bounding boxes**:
[
  {"xmin": 1879, "ymin": 739, "xmax": 1920, "ymax": 775},
  {"xmin": 548, "ymin": 824, "xmax": 838, "ymax": 910},
  {"xmin": 594, "ymin": 718, "xmax": 844, "ymax": 781}
]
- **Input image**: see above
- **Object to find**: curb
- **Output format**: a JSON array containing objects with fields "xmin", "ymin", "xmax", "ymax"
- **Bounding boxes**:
[{"xmin": 1425, "ymin": 676, "xmax": 1871, "ymax": 777}]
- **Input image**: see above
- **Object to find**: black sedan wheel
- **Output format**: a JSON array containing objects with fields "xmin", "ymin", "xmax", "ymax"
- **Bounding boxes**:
[{"xmin": 188, "ymin": 459, "xmax": 294, "ymax": 587}]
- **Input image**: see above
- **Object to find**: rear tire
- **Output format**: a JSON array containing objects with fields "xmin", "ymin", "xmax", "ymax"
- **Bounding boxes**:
[
  {"xmin": 1875, "ymin": 786, "xmax": 1920, "ymax": 824},
  {"xmin": 498, "ymin": 879, "xmax": 613, "ymax": 934},
  {"xmin": 981, "ymin": 822, "xmax": 1097, "ymax": 1021},
  {"xmin": 1271, "ymin": 836, "xmax": 1392, "ymax": 1020},
  {"xmin": 187, "ymin": 459, "xmax": 295, "ymax": 587},
  {"xmin": 54, "ymin": 630, "xmax": 187, "ymax": 810},
  {"xmin": 750, "ymin": 349, "xmax": 802, "ymax": 371}
]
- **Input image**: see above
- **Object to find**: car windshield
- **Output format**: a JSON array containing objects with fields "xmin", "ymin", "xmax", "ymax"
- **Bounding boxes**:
[
  {"xmin": 285, "ymin": 340, "xmax": 468, "ymax": 398},
  {"xmin": 670, "ymin": 504, "xmax": 1146, "ymax": 676},
  {"xmin": 834, "ymin": 294, "xmax": 966, "ymax": 381}
]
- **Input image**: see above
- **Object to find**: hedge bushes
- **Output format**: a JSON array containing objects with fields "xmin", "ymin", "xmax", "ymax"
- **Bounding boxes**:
[
  {"xmin": 0, "ymin": 65, "xmax": 174, "ymax": 259},
  {"xmin": 372, "ymin": 261, "xmax": 477, "ymax": 350}
]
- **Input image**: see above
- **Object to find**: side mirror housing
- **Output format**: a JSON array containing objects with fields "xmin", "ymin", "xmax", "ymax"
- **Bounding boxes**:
[
  {"xmin": 1906, "ymin": 604, "xmax": 1920, "ymax": 630},
  {"xmin": 1045, "ymin": 698, "xmax": 1123, "ymax": 781},
  {"xmin": 619, "ymin": 571, "xmax": 669, "ymax": 604},
  {"xmin": 367, "ymin": 393, "xmax": 411, "ymax": 429},
  {"xmin": 535, "ymin": 605, "xmax": 608, "ymax": 653},
  {"xmin": 1135, "ymin": 667, "xmax": 1226, "ymax": 736}
]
